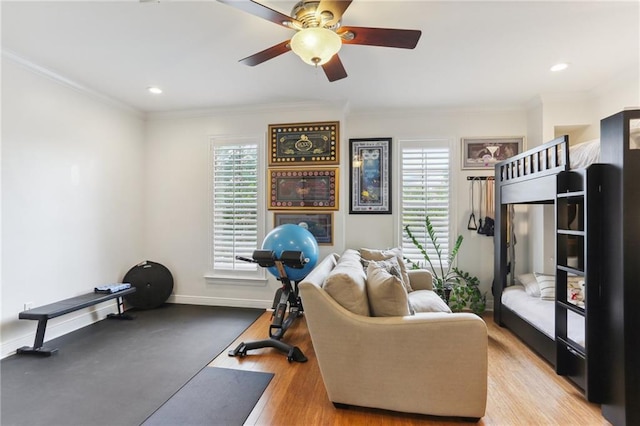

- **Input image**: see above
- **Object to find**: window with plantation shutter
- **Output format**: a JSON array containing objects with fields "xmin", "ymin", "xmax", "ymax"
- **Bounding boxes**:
[
  {"xmin": 211, "ymin": 139, "xmax": 264, "ymax": 278},
  {"xmin": 399, "ymin": 140, "xmax": 452, "ymax": 269}
]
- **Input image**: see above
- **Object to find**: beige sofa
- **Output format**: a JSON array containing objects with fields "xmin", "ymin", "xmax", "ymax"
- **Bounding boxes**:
[{"xmin": 298, "ymin": 250, "xmax": 488, "ymax": 420}]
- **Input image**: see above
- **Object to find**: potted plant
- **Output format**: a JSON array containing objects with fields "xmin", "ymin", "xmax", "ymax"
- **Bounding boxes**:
[{"xmin": 404, "ymin": 216, "xmax": 486, "ymax": 314}]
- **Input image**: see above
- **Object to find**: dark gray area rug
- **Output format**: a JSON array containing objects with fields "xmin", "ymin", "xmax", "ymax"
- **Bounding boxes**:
[
  {"xmin": 1, "ymin": 304, "xmax": 263, "ymax": 426},
  {"xmin": 142, "ymin": 367, "xmax": 273, "ymax": 426}
]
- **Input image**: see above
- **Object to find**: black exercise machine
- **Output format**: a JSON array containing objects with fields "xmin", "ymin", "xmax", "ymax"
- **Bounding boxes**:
[{"xmin": 228, "ymin": 250, "xmax": 308, "ymax": 362}]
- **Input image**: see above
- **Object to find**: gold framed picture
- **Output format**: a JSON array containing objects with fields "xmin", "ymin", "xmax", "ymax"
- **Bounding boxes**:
[
  {"xmin": 268, "ymin": 121, "xmax": 339, "ymax": 166},
  {"xmin": 268, "ymin": 168, "xmax": 338, "ymax": 210}
]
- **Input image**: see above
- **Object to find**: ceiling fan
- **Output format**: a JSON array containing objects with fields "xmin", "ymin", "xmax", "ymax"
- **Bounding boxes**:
[{"xmin": 217, "ymin": 0, "xmax": 422, "ymax": 82}]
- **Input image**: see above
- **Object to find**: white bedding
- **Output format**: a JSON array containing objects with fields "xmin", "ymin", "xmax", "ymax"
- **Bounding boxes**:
[
  {"xmin": 567, "ymin": 120, "xmax": 640, "ymax": 168},
  {"xmin": 569, "ymin": 139, "xmax": 600, "ymax": 169},
  {"xmin": 502, "ymin": 285, "xmax": 585, "ymax": 347}
]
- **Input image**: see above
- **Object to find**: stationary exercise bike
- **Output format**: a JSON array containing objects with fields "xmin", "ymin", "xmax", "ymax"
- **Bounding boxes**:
[{"xmin": 228, "ymin": 224, "xmax": 319, "ymax": 363}]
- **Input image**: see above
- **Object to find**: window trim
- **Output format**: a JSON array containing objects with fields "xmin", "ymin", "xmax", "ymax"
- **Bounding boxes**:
[{"xmin": 206, "ymin": 135, "xmax": 267, "ymax": 284}]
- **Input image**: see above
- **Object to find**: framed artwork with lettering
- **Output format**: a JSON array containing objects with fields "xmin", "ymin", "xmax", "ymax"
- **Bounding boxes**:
[{"xmin": 268, "ymin": 121, "xmax": 339, "ymax": 166}]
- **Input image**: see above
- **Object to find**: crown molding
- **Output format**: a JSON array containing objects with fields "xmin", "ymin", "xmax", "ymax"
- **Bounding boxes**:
[
  {"xmin": 145, "ymin": 99, "xmax": 349, "ymax": 121},
  {"xmin": 2, "ymin": 49, "xmax": 144, "ymax": 119}
]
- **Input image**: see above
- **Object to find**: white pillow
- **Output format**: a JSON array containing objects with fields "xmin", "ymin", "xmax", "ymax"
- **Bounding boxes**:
[
  {"xmin": 516, "ymin": 273, "xmax": 541, "ymax": 297},
  {"xmin": 365, "ymin": 260, "xmax": 412, "ymax": 317},
  {"xmin": 408, "ymin": 290, "xmax": 451, "ymax": 313},
  {"xmin": 534, "ymin": 273, "xmax": 555, "ymax": 301}
]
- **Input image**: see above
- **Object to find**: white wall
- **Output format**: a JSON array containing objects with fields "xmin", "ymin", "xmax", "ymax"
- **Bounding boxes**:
[
  {"xmin": 144, "ymin": 107, "xmax": 528, "ymax": 309},
  {"xmin": 1, "ymin": 59, "xmax": 146, "ymax": 357},
  {"xmin": 144, "ymin": 104, "xmax": 347, "ymax": 308},
  {"xmin": 145, "ymin": 80, "xmax": 639, "ymax": 313},
  {"xmin": 347, "ymin": 108, "xmax": 528, "ymax": 305},
  {"xmin": 592, "ymin": 64, "xmax": 640, "ymax": 122},
  {"xmin": 528, "ymin": 65, "xmax": 640, "ymax": 277}
]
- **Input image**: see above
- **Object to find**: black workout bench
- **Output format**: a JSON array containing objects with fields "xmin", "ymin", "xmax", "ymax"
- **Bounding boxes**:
[{"xmin": 17, "ymin": 287, "xmax": 136, "ymax": 356}]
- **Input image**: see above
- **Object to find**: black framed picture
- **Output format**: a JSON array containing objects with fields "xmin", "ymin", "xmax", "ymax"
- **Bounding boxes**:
[
  {"xmin": 461, "ymin": 136, "xmax": 524, "ymax": 169},
  {"xmin": 349, "ymin": 138, "xmax": 392, "ymax": 214}
]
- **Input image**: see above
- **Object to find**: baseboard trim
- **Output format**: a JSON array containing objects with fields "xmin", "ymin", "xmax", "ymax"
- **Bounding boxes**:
[{"xmin": 167, "ymin": 294, "xmax": 271, "ymax": 309}]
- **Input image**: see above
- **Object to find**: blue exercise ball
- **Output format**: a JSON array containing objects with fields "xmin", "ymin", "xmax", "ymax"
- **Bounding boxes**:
[{"xmin": 262, "ymin": 224, "xmax": 319, "ymax": 282}]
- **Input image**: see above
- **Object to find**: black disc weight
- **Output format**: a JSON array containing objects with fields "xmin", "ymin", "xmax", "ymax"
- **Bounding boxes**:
[{"xmin": 123, "ymin": 261, "xmax": 174, "ymax": 309}]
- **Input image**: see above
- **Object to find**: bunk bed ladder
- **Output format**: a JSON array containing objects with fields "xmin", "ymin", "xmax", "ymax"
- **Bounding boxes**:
[{"xmin": 555, "ymin": 166, "xmax": 604, "ymax": 403}]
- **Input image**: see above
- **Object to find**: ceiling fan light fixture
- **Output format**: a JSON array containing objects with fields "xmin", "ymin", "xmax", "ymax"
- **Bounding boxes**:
[
  {"xmin": 550, "ymin": 62, "xmax": 569, "ymax": 72},
  {"xmin": 290, "ymin": 27, "xmax": 341, "ymax": 66}
]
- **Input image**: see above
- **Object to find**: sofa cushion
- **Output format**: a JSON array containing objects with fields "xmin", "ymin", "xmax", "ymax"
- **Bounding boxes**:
[
  {"xmin": 366, "ymin": 260, "xmax": 412, "ymax": 317},
  {"xmin": 360, "ymin": 247, "xmax": 412, "ymax": 292},
  {"xmin": 408, "ymin": 290, "xmax": 452, "ymax": 313},
  {"xmin": 323, "ymin": 249, "xmax": 370, "ymax": 316}
]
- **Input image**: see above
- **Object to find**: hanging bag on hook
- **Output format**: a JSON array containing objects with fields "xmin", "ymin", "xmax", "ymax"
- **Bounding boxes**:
[
  {"xmin": 477, "ymin": 179, "xmax": 486, "ymax": 234},
  {"xmin": 478, "ymin": 178, "xmax": 495, "ymax": 236}
]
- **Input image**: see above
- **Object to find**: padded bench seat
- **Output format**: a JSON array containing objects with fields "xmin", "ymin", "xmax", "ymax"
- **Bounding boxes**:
[{"xmin": 17, "ymin": 287, "xmax": 136, "ymax": 356}]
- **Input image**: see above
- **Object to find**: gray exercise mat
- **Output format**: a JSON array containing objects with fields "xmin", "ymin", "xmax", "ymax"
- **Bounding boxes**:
[
  {"xmin": 142, "ymin": 367, "xmax": 273, "ymax": 426},
  {"xmin": 1, "ymin": 304, "xmax": 262, "ymax": 426}
]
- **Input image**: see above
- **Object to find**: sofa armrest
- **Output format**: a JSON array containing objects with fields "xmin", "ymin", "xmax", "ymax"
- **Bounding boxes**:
[
  {"xmin": 407, "ymin": 268, "xmax": 433, "ymax": 291},
  {"xmin": 299, "ymin": 281, "xmax": 487, "ymax": 418}
]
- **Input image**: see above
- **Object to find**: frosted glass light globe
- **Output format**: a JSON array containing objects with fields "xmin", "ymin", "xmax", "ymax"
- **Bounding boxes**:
[{"xmin": 290, "ymin": 27, "xmax": 342, "ymax": 66}]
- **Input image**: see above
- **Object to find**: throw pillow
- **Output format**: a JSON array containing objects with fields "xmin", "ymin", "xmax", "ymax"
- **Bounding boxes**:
[
  {"xmin": 534, "ymin": 272, "xmax": 555, "ymax": 301},
  {"xmin": 363, "ymin": 256, "xmax": 405, "ymax": 284},
  {"xmin": 323, "ymin": 249, "xmax": 370, "ymax": 316},
  {"xmin": 360, "ymin": 247, "xmax": 413, "ymax": 292},
  {"xmin": 408, "ymin": 290, "xmax": 452, "ymax": 313},
  {"xmin": 516, "ymin": 273, "xmax": 541, "ymax": 297},
  {"xmin": 365, "ymin": 260, "xmax": 412, "ymax": 317}
]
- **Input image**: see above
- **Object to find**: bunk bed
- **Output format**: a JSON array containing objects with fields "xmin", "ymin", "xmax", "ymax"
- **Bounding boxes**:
[
  {"xmin": 493, "ymin": 109, "xmax": 640, "ymax": 426},
  {"xmin": 493, "ymin": 134, "xmax": 571, "ymax": 364}
]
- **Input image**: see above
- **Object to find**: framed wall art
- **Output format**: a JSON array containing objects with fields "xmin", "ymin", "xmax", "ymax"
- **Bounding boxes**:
[
  {"xmin": 461, "ymin": 136, "xmax": 524, "ymax": 169},
  {"xmin": 268, "ymin": 168, "xmax": 338, "ymax": 210},
  {"xmin": 268, "ymin": 121, "xmax": 339, "ymax": 166},
  {"xmin": 349, "ymin": 138, "xmax": 392, "ymax": 214},
  {"xmin": 274, "ymin": 212, "xmax": 333, "ymax": 245}
]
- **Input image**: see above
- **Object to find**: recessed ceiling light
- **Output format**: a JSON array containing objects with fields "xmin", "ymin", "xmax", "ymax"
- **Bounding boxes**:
[
  {"xmin": 550, "ymin": 63, "xmax": 569, "ymax": 72},
  {"xmin": 147, "ymin": 86, "xmax": 163, "ymax": 94}
]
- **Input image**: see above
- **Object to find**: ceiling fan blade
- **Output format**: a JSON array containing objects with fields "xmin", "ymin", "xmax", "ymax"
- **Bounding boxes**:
[
  {"xmin": 217, "ymin": 0, "xmax": 300, "ymax": 29},
  {"xmin": 239, "ymin": 40, "xmax": 291, "ymax": 66},
  {"xmin": 316, "ymin": 0, "xmax": 353, "ymax": 27},
  {"xmin": 339, "ymin": 26, "xmax": 421, "ymax": 49},
  {"xmin": 322, "ymin": 55, "xmax": 348, "ymax": 82}
]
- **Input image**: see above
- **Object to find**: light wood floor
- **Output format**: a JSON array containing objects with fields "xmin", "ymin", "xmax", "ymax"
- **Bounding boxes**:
[{"xmin": 210, "ymin": 311, "xmax": 609, "ymax": 425}]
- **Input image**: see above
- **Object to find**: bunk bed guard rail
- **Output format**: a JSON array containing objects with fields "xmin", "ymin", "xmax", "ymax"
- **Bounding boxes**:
[{"xmin": 497, "ymin": 136, "xmax": 570, "ymax": 185}]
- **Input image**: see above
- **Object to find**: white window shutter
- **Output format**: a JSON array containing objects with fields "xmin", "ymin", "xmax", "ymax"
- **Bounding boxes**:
[
  {"xmin": 400, "ymin": 143, "xmax": 451, "ymax": 268},
  {"xmin": 212, "ymin": 143, "xmax": 259, "ymax": 272}
]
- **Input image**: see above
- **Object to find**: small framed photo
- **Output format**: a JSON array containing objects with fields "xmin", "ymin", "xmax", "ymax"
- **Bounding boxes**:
[
  {"xmin": 461, "ymin": 136, "xmax": 524, "ymax": 169},
  {"xmin": 268, "ymin": 121, "xmax": 339, "ymax": 166},
  {"xmin": 349, "ymin": 138, "xmax": 392, "ymax": 214},
  {"xmin": 268, "ymin": 167, "xmax": 338, "ymax": 210},
  {"xmin": 274, "ymin": 212, "xmax": 333, "ymax": 245}
]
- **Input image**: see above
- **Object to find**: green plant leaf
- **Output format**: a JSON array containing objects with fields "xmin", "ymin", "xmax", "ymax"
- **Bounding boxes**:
[{"xmin": 403, "ymin": 215, "xmax": 486, "ymax": 315}]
